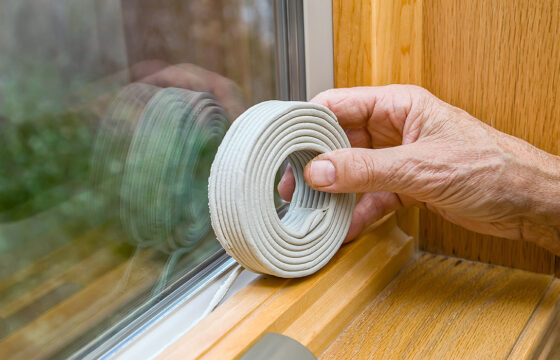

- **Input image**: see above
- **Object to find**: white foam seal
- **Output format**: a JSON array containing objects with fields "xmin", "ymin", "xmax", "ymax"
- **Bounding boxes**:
[{"xmin": 208, "ymin": 101, "xmax": 356, "ymax": 278}]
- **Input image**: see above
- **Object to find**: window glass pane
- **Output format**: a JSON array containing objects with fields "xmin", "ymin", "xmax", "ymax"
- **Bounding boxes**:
[{"xmin": 0, "ymin": 0, "xmax": 276, "ymax": 358}]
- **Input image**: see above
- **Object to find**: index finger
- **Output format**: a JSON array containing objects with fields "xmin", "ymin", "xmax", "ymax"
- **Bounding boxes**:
[{"xmin": 310, "ymin": 85, "xmax": 429, "ymax": 145}]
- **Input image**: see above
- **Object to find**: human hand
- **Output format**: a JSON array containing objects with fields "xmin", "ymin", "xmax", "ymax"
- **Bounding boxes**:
[{"xmin": 278, "ymin": 85, "xmax": 560, "ymax": 254}]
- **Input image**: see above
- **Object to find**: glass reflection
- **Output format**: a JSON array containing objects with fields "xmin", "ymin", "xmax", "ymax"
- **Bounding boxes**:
[
  {"xmin": 0, "ymin": 0, "xmax": 276, "ymax": 358},
  {"xmin": 91, "ymin": 84, "xmax": 231, "ymax": 295}
]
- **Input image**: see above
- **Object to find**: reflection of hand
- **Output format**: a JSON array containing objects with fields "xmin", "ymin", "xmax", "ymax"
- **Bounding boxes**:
[
  {"xmin": 84, "ymin": 60, "xmax": 246, "ymax": 121},
  {"xmin": 130, "ymin": 60, "xmax": 247, "ymax": 119},
  {"xmin": 278, "ymin": 85, "xmax": 560, "ymax": 254}
]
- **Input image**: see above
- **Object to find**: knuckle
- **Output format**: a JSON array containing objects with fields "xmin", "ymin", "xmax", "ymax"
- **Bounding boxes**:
[
  {"xmin": 322, "ymin": 88, "xmax": 337, "ymax": 97},
  {"xmin": 314, "ymin": 88, "xmax": 335, "ymax": 102},
  {"xmin": 342, "ymin": 150, "xmax": 375, "ymax": 192},
  {"xmin": 406, "ymin": 84, "xmax": 433, "ymax": 100}
]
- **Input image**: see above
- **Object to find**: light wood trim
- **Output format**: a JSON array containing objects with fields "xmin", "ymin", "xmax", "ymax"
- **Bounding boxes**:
[
  {"xmin": 158, "ymin": 217, "xmax": 415, "ymax": 359},
  {"xmin": 333, "ymin": 0, "xmax": 422, "ymax": 87},
  {"xmin": 420, "ymin": 0, "xmax": 560, "ymax": 274},
  {"xmin": 532, "ymin": 300, "xmax": 560, "ymax": 360},
  {"xmin": 370, "ymin": 0, "xmax": 422, "ymax": 85},
  {"xmin": 509, "ymin": 280, "xmax": 560, "ymax": 359},
  {"xmin": 333, "ymin": 0, "xmax": 373, "ymax": 88},
  {"xmin": 321, "ymin": 253, "xmax": 560, "ymax": 359}
]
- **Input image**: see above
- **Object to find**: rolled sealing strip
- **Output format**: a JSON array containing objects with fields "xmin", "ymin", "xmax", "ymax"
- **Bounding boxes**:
[
  {"xmin": 120, "ymin": 87, "xmax": 229, "ymax": 253},
  {"xmin": 209, "ymin": 101, "xmax": 355, "ymax": 278}
]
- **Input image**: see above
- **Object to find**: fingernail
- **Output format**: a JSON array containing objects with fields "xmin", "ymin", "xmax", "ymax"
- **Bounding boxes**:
[{"xmin": 309, "ymin": 160, "xmax": 336, "ymax": 186}]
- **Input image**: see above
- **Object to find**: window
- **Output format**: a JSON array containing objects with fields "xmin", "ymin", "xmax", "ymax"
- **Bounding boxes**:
[{"xmin": 0, "ymin": 1, "xmax": 304, "ymax": 358}]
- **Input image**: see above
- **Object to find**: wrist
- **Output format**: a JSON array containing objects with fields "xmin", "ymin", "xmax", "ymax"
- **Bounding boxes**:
[
  {"xmin": 518, "ymin": 150, "xmax": 560, "ymax": 253},
  {"xmin": 519, "ymin": 148, "xmax": 560, "ymax": 226},
  {"xmin": 492, "ymin": 130, "xmax": 559, "ymax": 219},
  {"xmin": 497, "ymin": 132, "xmax": 560, "ymax": 253}
]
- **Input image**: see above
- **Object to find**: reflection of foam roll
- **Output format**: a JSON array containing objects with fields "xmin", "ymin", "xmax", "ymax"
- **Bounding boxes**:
[
  {"xmin": 121, "ymin": 87, "xmax": 229, "ymax": 253},
  {"xmin": 209, "ymin": 101, "xmax": 355, "ymax": 278},
  {"xmin": 90, "ymin": 83, "xmax": 159, "ymax": 209}
]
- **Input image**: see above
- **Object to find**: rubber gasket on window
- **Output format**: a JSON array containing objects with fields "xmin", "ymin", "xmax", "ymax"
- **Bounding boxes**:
[{"xmin": 208, "ymin": 101, "xmax": 355, "ymax": 278}]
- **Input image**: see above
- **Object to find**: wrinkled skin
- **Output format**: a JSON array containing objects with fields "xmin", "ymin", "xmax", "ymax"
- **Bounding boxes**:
[{"xmin": 278, "ymin": 85, "xmax": 560, "ymax": 255}]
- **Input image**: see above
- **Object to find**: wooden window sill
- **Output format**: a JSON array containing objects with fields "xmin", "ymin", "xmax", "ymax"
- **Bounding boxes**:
[
  {"xmin": 323, "ymin": 253, "xmax": 560, "ymax": 359},
  {"xmin": 158, "ymin": 214, "xmax": 416, "ymax": 359},
  {"xmin": 158, "ymin": 212, "xmax": 560, "ymax": 359}
]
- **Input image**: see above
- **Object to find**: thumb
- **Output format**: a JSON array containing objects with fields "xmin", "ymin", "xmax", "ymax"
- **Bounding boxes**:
[{"xmin": 303, "ymin": 146, "xmax": 418, "ymax": 194}]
